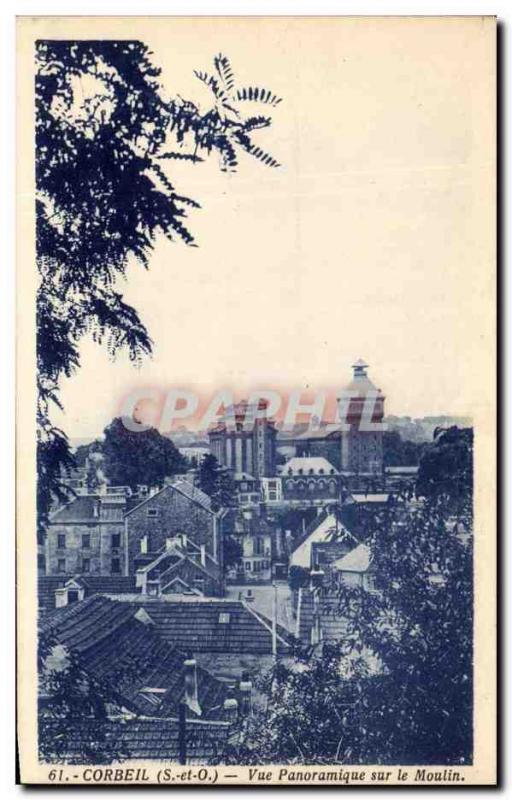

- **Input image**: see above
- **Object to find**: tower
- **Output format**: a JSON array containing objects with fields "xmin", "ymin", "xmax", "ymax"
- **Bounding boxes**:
[
  {"xmin": 339, "ymin": 359, "xmax": 385, "ymax": 477},
  {"xmin": 208, "ymin": 400, "xmax": 277, "ymax": 478}
]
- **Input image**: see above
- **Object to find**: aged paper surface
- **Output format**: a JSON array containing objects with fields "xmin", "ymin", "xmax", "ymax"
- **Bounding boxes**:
[{"xmin": 17, "ymin": 16, "xmax": 496, "ymax": 785}]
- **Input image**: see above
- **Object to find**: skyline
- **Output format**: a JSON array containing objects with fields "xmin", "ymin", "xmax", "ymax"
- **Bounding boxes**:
[{"xmin": 49, "ymin": 17, "xmax": 491, "ymax": 439}]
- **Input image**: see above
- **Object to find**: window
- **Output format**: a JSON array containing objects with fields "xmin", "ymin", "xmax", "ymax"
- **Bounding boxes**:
[
  {"xmin": 140, "ymin": 536, "xmax": 148, "ymax": 554},
  {"xmin": 147, "ymin": 509, "xmax": 158, "ymax": 518},
  {"xmin": 37, "ymin": 554, "xmax": 46, "ymax": 572},
  {"xmin": 111, "ymin": 533, "xmax": 121, "ymax": 549},
  {"xmin": 245, "ymin": 561, "xmax": 251, "ymax": 571},
  {"xmin": 253, "ymin": 537, "xmax": 263, "ymax": 555},
  {"xmin": 82, "ymin": 533, "xmax": 90, "ymax": 549},
  {"xmin": 57, "ymin": 533, "xmax": 66, "ymax": 550},
  {"xmin": 82, "ymin": 557, "xmax": 91, "ymax": 573},
  {"xmin": 57, "ymin": 558, "xmax": 66, "ymax": 574},
  {"xmin": 218, "ymin": 612, "xmax": 230, "ymax": 624},
  {"xmin": 111, "ymin": 558, "xmax": 121, "ymax": 574}
]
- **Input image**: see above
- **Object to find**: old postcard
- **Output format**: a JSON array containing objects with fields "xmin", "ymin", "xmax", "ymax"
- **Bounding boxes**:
[{"xmin": 16, "ymin": 15, "xmax": 496, "ymax": 786}]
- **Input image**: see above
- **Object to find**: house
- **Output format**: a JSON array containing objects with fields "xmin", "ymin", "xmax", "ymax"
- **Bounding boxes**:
[
  {"xmin": 45, "ymin": 493, "xmax": 128, "ymax": 577},
  {"xmin": 233, "ymin": 473, "xmax": 261, "ymax": 506},
  {"xmin": 125, "ymin": 480, "xmax": 224, "ymax": 594},
  {"xmin": 54, "ymin": 575, "xmax": 138, "ymax": 609},
  {"xmin": 135, "ymin": 547, "xmax": 223, "ymax": 597},
  {"xmin": 39, "ymin": 596, "xmax": 230, "ymax": 720},
  {"xmin": 289, "ymin": 512, "xmax": 358, "ymax": 569},
  {"xmin": 98, "ymin": 595, "xmax": 296, "ymax": 681},
  {"xmin": 222, "ymin": 507, "xmax": 273, "ymax": 583},
  {"xmin": 330, "ymin": 543, "xmax": 375, "ymax": 590},
  {"xmin": 279, "ymin": 457, "xmax": 341, "ymax": 504}
]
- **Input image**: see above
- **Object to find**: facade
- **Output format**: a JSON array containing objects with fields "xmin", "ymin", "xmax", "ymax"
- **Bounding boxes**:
[
  {"xmin": 125, "ymin": 480, "xmax": 223, "ymax": 585},
  {"xmin": 340, "ymin": 359, "xmax": 385, "ymax": 477},
  {"xmin": 45, "ymin": 493, "xmax": 127, "ymax": 576},
  {"xmin": 209, "ymin": 400, "xmax": 277, "ymax": 478},
  {"xmin": 279, "ymin": 456, "xmax": 341, "ymax": 504},
  {"xmin": 224, "ymin": 507, "xmax": 273, "ymax": 583}
]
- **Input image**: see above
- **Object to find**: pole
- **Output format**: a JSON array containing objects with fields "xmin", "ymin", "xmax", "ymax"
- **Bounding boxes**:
[
  {"xmin": 178, "ymin": 701, "xmax": 187, "ymax": 765},
  {"xmin": 272, "ymin": 582, "xmax": 278, "ymax": 657}
]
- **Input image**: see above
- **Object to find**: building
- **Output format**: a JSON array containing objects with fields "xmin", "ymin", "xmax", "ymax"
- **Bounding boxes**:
[
  {"xmin": 209, "ymin": 400, "xmax": 277, "ymax": 478},
  {"xmin": 45, "ymin": 493, "xmax": 128, "ymax": 577},
  {"xmin": 289, "ymin": 512, "xmax": 358, "ymax": 569},
  {"xmin": 223, "ymin": 507, "xmax": 274, "ymax": 583},
  {"xmin": 340, "ymin": 359, "xmax": 385, "ymax": 479},
  {"xmin": 101, "ymin": 595, "xmax": 296, "ymax": 680},
  {"xmin": 53, "ymin": 575, "xmax": 137, "ymax": 609},
  {"xmin": 234, "ymin": 472, "xmax": 261, "ymax": 506},
  {"xmin": 279, "ymin": 457, "xmax": 341, "ymax": 504},
  {"xmin": 39, "ymin": 595, "xmax": 230, "ymax": 720},
  {"xmin": 125, "ymin": 480, "xmax": 225, "ymax": 594}
]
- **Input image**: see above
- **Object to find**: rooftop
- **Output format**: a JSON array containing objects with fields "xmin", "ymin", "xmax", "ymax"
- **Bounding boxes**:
[
  {"xmin": 39, "ymin": 716, "xmax": 232, "ymax": 764},
  {"xmin": 40, "ymin": 596, "xmax": 228, "ymax": 719},
  {"xmin": 332, "ymin": 543, "xmax": 372, "ymax": 573},
  {"xmin": 280, "ymin": 457, "xmax": 339, "ymax": 476},
  {"xmin": 96, "ymin": 596, "xmax": 295, "ymax": 655}
]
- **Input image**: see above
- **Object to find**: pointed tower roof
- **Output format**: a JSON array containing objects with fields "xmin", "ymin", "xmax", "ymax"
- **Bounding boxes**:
[{"xmin": 345, "ymin": 359, "xmax": 383, "ymax": 395}]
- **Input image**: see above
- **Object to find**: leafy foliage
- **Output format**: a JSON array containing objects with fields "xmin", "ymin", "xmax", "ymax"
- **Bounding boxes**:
[
  {"xmin": 416, "ymin": 427, "xmax": 473, "ymax": 517},
  {"xmin": 223, "ymin": 534, "xmax": 244, "ymax": 571},
  {"xmin": 38, "ymin": 634, "xmax": 130, "ymax": 764},
  {"xmin": 225, "ymin": 446, "xmax": 473, "ymax": 765},
  {"xmin": 383, "ymin": 430, "xmax": 427, "ymax": 467},
  {"xmin": 36, "ymin": 41, "xmax": 282, "ymax": 533},
  {"xmin": 101, "ymin": 417, "xmax": 187, "ymax": 490},
  {"xmin": 197, "ymin": 453, "xmax": 236, "ymax": 511}
]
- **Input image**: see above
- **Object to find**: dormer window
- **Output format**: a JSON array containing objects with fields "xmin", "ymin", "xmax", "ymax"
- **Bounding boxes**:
[
  {"xmin": 219, "ymin": 613, "xmax": 230, "ymax": 624},
  {"xmin": 147, "ymin": 509, "xmax": 158, "ymax": 518}
]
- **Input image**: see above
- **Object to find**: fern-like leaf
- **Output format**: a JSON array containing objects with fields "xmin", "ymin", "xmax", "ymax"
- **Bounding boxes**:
[
  {"xmin": 235, "ymin": 86, "xmax": 282, "ymax": 106},
  {"xmin": 214, "ymin": 53, "xmax": 235, "ymax": 91},
  {"xmin": 243, "ymin": 115, "xmax": 273, "ymax": 132},
  {"xmin": 159, "ymin": 151, "xmax": 204, "ymax": 163}
]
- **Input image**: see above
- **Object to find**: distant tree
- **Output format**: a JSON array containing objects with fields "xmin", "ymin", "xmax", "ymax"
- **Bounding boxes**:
[
  {"xmin": 198, "ymin": 454, "xmax": 236, "ymax": 511},
  {"xmin": 101, "ymin": 417, "xmax": 186, "ymax": 490},
  {"xmin": 36, "ymin": 40, "xmax": 282, "ymax": 534},
  {"xmin": 223, "ymin": 535, "xmax": 243, "ymax": 571},
  {"xmin": 383, "ymin": 430, "xmax": 426, "ymax": 467},
  {"xmin": 416, "ymin": 427, "xmax": 473, "ymax": 519}
]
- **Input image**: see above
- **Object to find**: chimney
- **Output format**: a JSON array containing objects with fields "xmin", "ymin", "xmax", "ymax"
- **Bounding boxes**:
[
  {"xmin": 223, "ymin": 688, "xmax": 239, "ymax": 724},
  {"xmin": 238, "ymin": 671, "xmax": 252, "ymax": 717},
  {"xmin": 183, "ymin": 653, "xmax": 201, "ymax": 716}
]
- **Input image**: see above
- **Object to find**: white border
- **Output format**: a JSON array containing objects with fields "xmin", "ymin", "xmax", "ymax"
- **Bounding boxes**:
[{"xmin": 2, "ymin": 1, "xmax": 507, "ymax": 797}]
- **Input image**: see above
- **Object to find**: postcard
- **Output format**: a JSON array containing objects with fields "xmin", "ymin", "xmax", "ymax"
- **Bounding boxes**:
[{"xmin": 16, "ymin": 15, "xmax": 496, "ymax": 785}]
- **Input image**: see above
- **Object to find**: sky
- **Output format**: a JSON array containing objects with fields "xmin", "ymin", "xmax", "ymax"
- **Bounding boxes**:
[{"xmin": 48, "ymin": 17, "xmax": 494, "ymax": 438}]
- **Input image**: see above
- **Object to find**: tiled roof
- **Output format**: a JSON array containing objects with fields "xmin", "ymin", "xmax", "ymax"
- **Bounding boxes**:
[
  {"xmin": 280, "ymin": 457, "xmax": 339, "ymax": 476},
  {"xmin": 40, "ymin": 717, "xmax": 232, "ymax": 764},
  {"xmin": 172, "ymin": 480, "xmax": 213, "ymax": 512},
  {"xmin": 49, "ymin": 496, "xmax": 98, "ymax": 523},
  {"xmin": 40, "ymin": 596, "xmax": 228, "ymax": 719},
  {"xmin": 71, "ymin": 576, "xmax": 138, "ymax": 594},
  {"xmin": 107, "ymin": 597, "xmax": 295, "ymax": 654},
  {"xmin": 38, "ymin": 576, "xmax": 73, "ymax": 612},
  {"xmin": 126, "ymin": 480, "xmax": 214, "ymax": 517}
]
